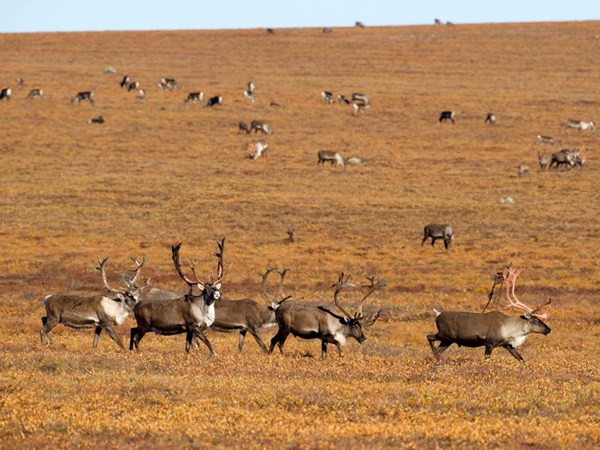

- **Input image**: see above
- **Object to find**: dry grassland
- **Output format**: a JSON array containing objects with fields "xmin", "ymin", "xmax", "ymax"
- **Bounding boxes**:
[{"xmin": 0, "ymin": 21, "xmax": 599, "ymax": 448}]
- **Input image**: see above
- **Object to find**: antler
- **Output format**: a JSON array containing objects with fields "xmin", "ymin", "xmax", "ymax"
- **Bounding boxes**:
[
  {"xmin": 214, "ymin": 237, "xmax": 225, "ymax": 284},
  {"xmin": 332, "ymin": 273, "xmax": 356, "ymax": 319},
  {"xmin": 504, "ymin": 268, "xmax": 551, "ymax": 318},
  {"xmin": 363, "ymin": 309, "xmax": 382, "ymax": 329},
  {"xmin": 356, "ymin": 275, "xmax": 387, "ymax": 318},
  {"xmin": 259, "ymin": 267, "xmax": 277, "ymax": 301},
  {"xmin": 128, "ymin": 256, "xmax": 147, "ymax": 287},
  {"xmin": 97, "ymin": 257, "xmax": 122, "ymax": 294},
  {"xmin": 277, "ymin": 268, "xmax": 291, "ymax": 299},
  {"xmin": 171, "ymin": 242, "xmax": 204, "ymax": 287}
]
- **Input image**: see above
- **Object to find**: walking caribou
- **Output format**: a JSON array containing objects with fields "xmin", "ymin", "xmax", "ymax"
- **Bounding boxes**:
[
  {"xmin": 129, "ymin": 241, "xmax": 224, "ymax": 354},
  {"xmin": 269, "ymin": 273, "xmax": 385, "ymax": 358},
  {"xmin": 40, "ymin": 256, "xmax": 147, "ymax": 349},
  {"xmin": 422, "ymin": 224, "xmax": 454, "ymax": 249},
  {"xmin": 317, "ymin": 150, "xmax": 344, "ymax": 167},
  {"xmin": 428, "ymin": 267, "xmax": 551, "ymax": 362}
]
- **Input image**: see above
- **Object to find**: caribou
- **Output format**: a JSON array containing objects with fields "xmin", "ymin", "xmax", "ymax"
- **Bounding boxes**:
[
  {"xmin": 321, "ymin": 91, "xmax": 334, "ymax": 104},
  {"xmin": 40, "ymin": 257, "xmax": 146, "ymax": 349},
  {"xmin": 88, "ymin": 115, "xmax": 105, "ymax": 124},
  {"xmin": 317, "ymin": 150, "xmax": 345, "ymax": 167},
  {"xmin": 351, "ymin": 93, "xmax": 370, "ymax": 114},
  {"xmin": 250, "ymin": 120, "xmax": 273, "ymax": 135},
  {"xmin": 210, "ymin": 247, "xmax": 291, "ymax": 352},
  {"xmin": 564, "ymin": 118, "xmax": 596, "ymax": 132},
  {"xmin": 246, "ymin": 140, "xmax": 268, "ymax": 160},
  {"xmin": 428, "ymin": 267, "xmax": 551, "ymax": 362},
  {"xmin": 269, "ymin": 273, "xmax": 385, "ymax": 358},
  {"xmin": 439, "ymin": 110, "xmax": 455, "ymax": 123},
  {"xmin": 71, "ymin": 91, "xmax": 94, "ymax": 104},
  {"xmin": 158, "ymin": 78, "xmax": 179, "ymax": 91},
  {"xmin": 26, "ymin": 88, "xmax": 43, "ymax": 99},
  {"xmin": 129, "ymin": 241, "xmax": 223, "ymax": 354},
  {"xmin": 537, "ymin": 135, "xmax": 560, "ymax": 146},
  {"xmin": 185, "ymin": 91, "xmax": 204, "ymax": 103},
  {"xmin": 550, "ymin": 148, "xmax": 584, "ymax": 169},
  {"xmin": 538, "ymin": 152, "xmax": 548, "ymax": 171},
  {"xmin": 0, "ymin": 87, "xmax": 12, "ymax": 101},
  {"xmin": 120, "ymin": 75, "xmax": 131, "ymax": 88},
  {"xmin": 421, "ymin": 224, "xmax": 454, "ymax": 249},
  {"xmin": 238, "ymin": 121, "xmax": 252, "ymax": 134},
  {"xmin": 206, "ymin": 95, "xmax": 223, "ymax": 107},
  {"xmin": 484, "ymin": 112, "xmax": 496, "ymax": 124}
]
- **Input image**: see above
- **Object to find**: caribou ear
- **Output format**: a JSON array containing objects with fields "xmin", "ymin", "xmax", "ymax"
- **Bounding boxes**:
[{"xmin": 317, "ymin": 306, "xmax": 348, "ymax": 323}]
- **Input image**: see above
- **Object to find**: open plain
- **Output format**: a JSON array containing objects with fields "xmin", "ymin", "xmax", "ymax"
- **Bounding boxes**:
[{"xmin": 0, "ymin": 21, "xmax": 599, "ymax": 448}]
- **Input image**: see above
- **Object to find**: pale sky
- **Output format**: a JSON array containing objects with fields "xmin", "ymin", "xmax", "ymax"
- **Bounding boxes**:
[{"xmin": 3, "ymin": 0, "xmax": 599, "ymax": 33}]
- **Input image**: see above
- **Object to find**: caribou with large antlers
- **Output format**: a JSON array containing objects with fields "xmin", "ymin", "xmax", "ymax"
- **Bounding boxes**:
[
  {"xmin": 427, "ymin": 267, "xmax": 551, "ymax": 362},
  {"xmin": 40, "ymin": 257, "xmax": 146, "ymax": 349},
  {"xmin": 269, "ymin": 273, "xmax": 385, "ymax": 358},
  {"xmin": 129, "ymin": 240, "xmax": 224, "ymax": 354}
]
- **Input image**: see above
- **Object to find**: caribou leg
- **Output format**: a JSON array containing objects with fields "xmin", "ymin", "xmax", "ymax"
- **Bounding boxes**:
[
  {"xmin": 248, "ymin": 327, "xmax": 268, "ymax": 353},
  {"xmin": 192, "ymin": 327, "xmax": 216, "ymax": 356},
  {"xmin": 93, "ymin": 326, "xmax": 103, "ymax": 348},
  {"xmin": 40, "ymin": 315, "xmax": 58, "ymax": 346},
  {"xmin": 103, "ymin": 326, "xmax": 125, "ymax": 349},
  {"xmin": 237, "ymin": 330, "xmax": 247, "ymax": 352},
  {"xmin": 504, "ymin": 345, "xmax": 525, "ymax": 363}
]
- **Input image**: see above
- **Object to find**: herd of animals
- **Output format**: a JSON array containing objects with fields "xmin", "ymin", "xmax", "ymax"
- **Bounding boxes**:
[
  {"xmin": 39, "ymin": 237, "xmax": 551, "ymax": 362},
  {"xmin": 5, "ymin": 37, "xmax": 590, "ymax": 363},
  {"xmin": 0, "ymin": 73, "xmax": 592, "ymax": 168}
]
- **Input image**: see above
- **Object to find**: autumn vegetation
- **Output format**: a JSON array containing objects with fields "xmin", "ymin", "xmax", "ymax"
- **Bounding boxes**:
[{"xmin": 0, "ymin": 21, "xmax": 598, "ymax": 448}]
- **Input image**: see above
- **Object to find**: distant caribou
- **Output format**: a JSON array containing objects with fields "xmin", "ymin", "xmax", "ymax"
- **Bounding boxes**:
[
  {"xmin": 0, "ymin": 87, "xmax": 12, "ymax": 101},
  {"xmin": 71, "ymin": 91, "xmax": 94, "ymax": 104},
  {"xmin": 88, "ymin": 115, "xmax": 105, "ymax": 124},
  {"xmin": 321, "ymin": 91, "xmax": 334, "ymax": 104},
  {"xmin": 246, "ymin": 140, "xmax": 269, "ymax": 160},
  {"xmin": 351, "ymin": 93, "xmax": 370, "ymax": 114},
  {"xmin": 537, "ymin": 135, "xmax": 560, "ymax": 146},
  {"xmin": 550, "ymin": 148, "xmax": 584, "ymax": 169},
  {"xmin": 428, "ymin": 267, "xmax": 551, "ymax": 362},
  {"xmin": 184, "ymin": 91, "xmax": 204, "ymax": 103},
  {"xmin": 26, "ymin": 88, "xmax": 43, "ymax": 99},
  {"xmin": 484, "ymin": 112, "xmax": 496, "ymax": 124},
  {"xmin": 250, "ymin": 120, "xmax": 272, "ymax": 135},
  {"xmin": 439, "ymin": 111, "xmax": 455, "ymax": 123},
  {"xmin": 238, "ymin": 121, "xmax": 252, "ymax": 134},
  {"xmin": 206, "ymin": 95, "xmax": 223, "ymax": 107},
  {"xmin": 158, "ymin": 78, "xmax": 179, "ymax": 91},
  {"xmin": 564, "ymin": 118, "xmax": 596, "ymax": 132},
  {"xmin": 422, "ymin": 224, "xmax": 454, "ymax": 249},
  {"xmin": 317, "ymin": 150, "xmax": 345, "ymax": 167}
]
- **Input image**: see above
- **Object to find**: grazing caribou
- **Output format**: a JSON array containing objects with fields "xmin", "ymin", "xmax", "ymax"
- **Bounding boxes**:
[
  {"xmin": 0, "ymin": 87, "xmax": 12, "ymax": 101},
  {"xmin": 243, "ymin": 82, "xmax": 255, "ymax": 102},
  {"xmin": 550, "ymin": 149, "xmax": 584, "ymax": 169},
  {"xmin": 422, "ymin": 224, "xmax": 454, "ymax": 249},
  {"xmin": 538, "ymin": 152, "xmax": 548, "ymax": 171},
  {"xmin": 345, "ymin": 156, "xmax": 365, "ymax": 165},
  {"xmin": 439, "ymin": 110, "xmax": 455, "ymax": 123},
  {"xmin": 127, "ymin": 81, "xmax": 140, "ymax": 92},
  {"xmin": 428, "ymin": 267, "xmax": 551, "ymax": 362},
  {"xmin": 158, "ymin": 78, "xmax": 179, "ymax": 90},
  {"xmin": 88, "ymin": 115, "xmax": 105, "ymax": 124},
  {"xmin": 26, "ymin": 88, "xmax": 43, "ymax": 99},
  {"xmin": 136, "ymin": 89, "xmax": 146, "ymax": 101},
  {"xmin": 185, "ymin": 91, "xmax": 204, "ymax": 103},
  {"xmin": 351, "ymin": 93, "xmax": 370, "ymax": 114},
  {"xmin": 40, "ymin": 257, "xmax": 146, "ymax": 349},
  {"xmin": 269, "ymin": 273, "xmax": 384, "ymax": 358},
  {"xmin": 71, "ymin": 91, "xmax": 94, "ymax": 104},
  {"xmin": 322, "ymin": 27, "xmax": 333, "ymax": 33},
  {"xmin": 206, "ymin": 95, "xmax": 223, "ymax": 107},
  {"xmin": 317, "ymin": 150, "xmax": 345, "ymax": 167},
  {"xmin": 537, "ymin": 135, "xmax": 560, "ymax": 146},
  {"xmin": 250, "ymin": 120, "xmax": 273, "ymax": 135},
  {"xmin": 321, "ymin": 91, "xmax": 334, "ymax": 104},
  {"xmin": 120, "ymin": 75, "xmax": 131, "ymax": 88},
  {"xmin": 518, "ymin": 163, "xmax": 529, "ymax": 177},
  {"xmin": 246, "ymin": 140, "xmax": 269, "ymax": 160},
  {"xmin": 564, "ymin": 118, "xmax": 596, "ymax": 132},
  {"xmin": 129, "ymin": 241, "xmax": 223, "ymax": 354},
  {"xmin": 238, "ymin": 121, "xmax": 252, "ymax": 134},
  {"xmin": 484, "ymin": 112, "xmax": 496, "ymax": 124},
  {"xmin": 355, "ymin": 21, "xmax": 366, "ymax": 28}
]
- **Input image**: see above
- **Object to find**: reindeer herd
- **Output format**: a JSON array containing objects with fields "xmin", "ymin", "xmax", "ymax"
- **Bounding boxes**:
[{"xmin": 40, "ymin": 237, "xmax": 551, "ymax": 362}]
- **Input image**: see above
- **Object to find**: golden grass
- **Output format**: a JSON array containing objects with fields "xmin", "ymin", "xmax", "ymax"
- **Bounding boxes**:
[{"xmin": 0, "ymin": 21, "xmax": 599, "ymax": 448}]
